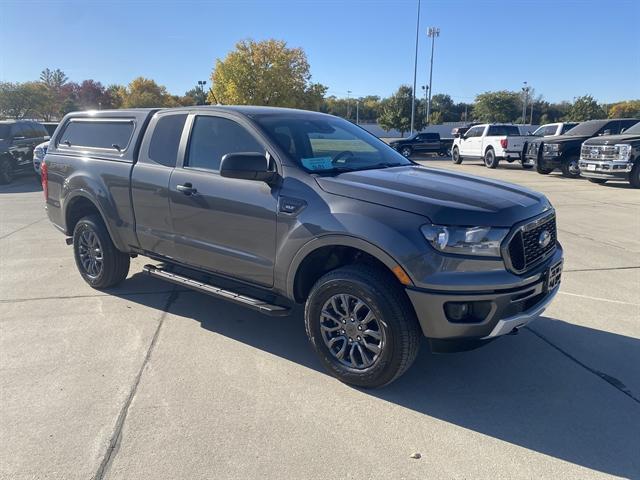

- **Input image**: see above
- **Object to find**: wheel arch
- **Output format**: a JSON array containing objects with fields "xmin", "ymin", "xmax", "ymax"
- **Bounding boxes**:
[
  {"xmin": 287, "ymin": 235, "xmax": 411, "ymax": 303},
  {"xmin": 63, "ymin": 192, "xmax": 125, "ymax": 251}
]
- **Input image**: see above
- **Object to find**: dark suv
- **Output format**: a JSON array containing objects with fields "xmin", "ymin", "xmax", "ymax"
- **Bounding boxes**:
[
  {"xmin": 0, "ymin": 120, "xmax": 50, "ymax": 184},
  {"xmin": 43, "ymin": 106, "xmax": 563, "ymax": 387},
  {"xmin": 389, "ymin": 132, "xmax": 452, "ymax": 157}
]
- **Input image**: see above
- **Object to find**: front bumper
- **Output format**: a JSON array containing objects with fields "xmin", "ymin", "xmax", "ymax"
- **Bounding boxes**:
[
  {"xmin": 405, "ymin": 248, "xmax": 563, "ymax": 342},
  {"xmin": 579, "ymin": 159, "xmax": 632, "ymax": 180},
  {"xmin": 538, "ymin": 154, "xmax": 562, "ymax": 169}
]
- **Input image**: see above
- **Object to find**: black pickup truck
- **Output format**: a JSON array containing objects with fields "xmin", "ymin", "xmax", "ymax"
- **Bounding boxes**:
[
  {"xmin": 525, "ymin": 118, "xmax": 639, "ymax": 178},
  {"xmin": 388, "ymin": 132, "xmax": 453, "ymax": 157},
  {"xmin": 43, "ymin": 106, "xmax": 563, "ymax": 387},
  {"xmin": 0, "ymin": 120, "xmax": 50, "ymax": 184},
  {"xmin": 579, "ymin": 121, "xmax": 640, "ymax": 187}
]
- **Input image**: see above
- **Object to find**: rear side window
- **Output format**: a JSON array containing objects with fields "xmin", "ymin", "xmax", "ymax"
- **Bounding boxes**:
[
  {"xmin": 148, "ymin": 114, "xmax": 187, "ymax": 167},
  {"xmin": 466, "ymin": 126, "xmax": 483, "ymax": 137},
  {"xmin": 59, "ymin": 120, "xmax": 134, "ymax": 150},
  {"xmin": 186, "ymin": 116, "xmax": 263, "ymax": 171},
  {"xmin": 488, "ymin": 125, "xmax": 520, "ymax": 136}
]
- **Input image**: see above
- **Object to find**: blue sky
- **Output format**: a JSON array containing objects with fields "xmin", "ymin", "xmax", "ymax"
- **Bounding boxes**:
[{"xmin": 1, "ymin": 0, "xmax": 638, "ymax": 103}]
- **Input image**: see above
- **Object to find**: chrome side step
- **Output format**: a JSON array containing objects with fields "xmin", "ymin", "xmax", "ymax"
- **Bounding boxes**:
[{"xmin": 143, "ymin": 264, "xmax": 290, "ymax": 316}]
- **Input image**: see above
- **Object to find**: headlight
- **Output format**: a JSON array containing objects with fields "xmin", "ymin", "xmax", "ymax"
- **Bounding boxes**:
[
  {"xmin": 34, "ymin": 147, "xmax": 45, "ymax": 160},
  {"xmin": 616, "ymin": 144, "xmax": 632, "ymax": 161},
  {"xmin": 543, "ymin": 143, "xmax": 560, "ymax": 155},
  {"xmin": 421, "ymin": 225, "xmax": 509, "ymax": 257}
]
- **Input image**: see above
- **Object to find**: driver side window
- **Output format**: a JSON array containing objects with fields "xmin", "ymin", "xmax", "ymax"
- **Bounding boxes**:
[{"xmin": 186, "ymin": 116, "xmax": 264, "ymax": 172}]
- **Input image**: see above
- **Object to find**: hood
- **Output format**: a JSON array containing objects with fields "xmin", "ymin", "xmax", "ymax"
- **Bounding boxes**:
[
  {"xmin": 541, "ymin": 135, "xmax": 590, "ymax": 146},
  {"xmin": 315, "ymin": 165, "xmax": 549, "ymax": 227},
  {"xmin": 583, "ymin": 133, "xmax": 640, "ymax": 145}
]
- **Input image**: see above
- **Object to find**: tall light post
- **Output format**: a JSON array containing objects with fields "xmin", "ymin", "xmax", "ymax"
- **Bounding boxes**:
[
  {"xmin": 426, "ymin": 27, "xmax": 439, "ymax": 126},
  {"xmin": 410, "ymin": 0, "xmax": 421, "ymax": 136},
  {"xmin": 356, "ymin": 100, "xmax": 360, "ymax": 125},
  {"xmin": 521, "ymin": 81, "xmax": 530, "ymax": 124},
  {"xmin": 346, "ymin": 90, "xmax": 352, "ymax": 120},
  {"xmin": 421, "ymin": 85, "xmax": 428, "ymax": 116},
  {"xmin": 197, "ymin": 80, "xmax": 207, "ymax": 105}
]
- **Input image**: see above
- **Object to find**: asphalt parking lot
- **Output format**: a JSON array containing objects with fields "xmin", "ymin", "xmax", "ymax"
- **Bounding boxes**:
[{"xmin": 1, "ymin": 160, "xmax": 639, "ymax": 480}]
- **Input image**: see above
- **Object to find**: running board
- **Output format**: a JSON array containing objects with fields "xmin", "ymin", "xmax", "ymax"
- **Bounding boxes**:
[{"xmin": 143, "ymin": 264, "xmax": 290, "ymax": 316}]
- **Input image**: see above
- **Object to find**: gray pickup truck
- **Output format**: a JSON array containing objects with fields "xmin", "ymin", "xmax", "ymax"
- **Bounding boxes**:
[{"xmin": 43, "ymin": 106, "xmax": 563, "ymax": 387}]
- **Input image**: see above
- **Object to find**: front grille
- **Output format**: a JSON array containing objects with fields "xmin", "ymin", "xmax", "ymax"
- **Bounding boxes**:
[
  {"xmin": 581, "ymin": 144, "xmax": 618, "ymax": 161},
  {"xmin": 505, "ymin": 213, "xmax": 557, "ymax": 273}
]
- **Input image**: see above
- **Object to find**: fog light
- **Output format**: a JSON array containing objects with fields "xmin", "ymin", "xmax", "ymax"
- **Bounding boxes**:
[{"xmin": 444, "ymin": 302, "xmax": 471, "ymax": 322}]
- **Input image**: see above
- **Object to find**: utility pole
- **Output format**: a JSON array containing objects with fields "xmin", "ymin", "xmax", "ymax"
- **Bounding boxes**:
[
  {"xmin": 426, "ymin": 27, "xmax": 440, "ymax": 125},
  {"xmin": 521, "ymin": 81, "xmax": 530, "ymax": 124},
  {"xmin": 410, "ymin": 0, "xmax": 421, "ymax": 136}
]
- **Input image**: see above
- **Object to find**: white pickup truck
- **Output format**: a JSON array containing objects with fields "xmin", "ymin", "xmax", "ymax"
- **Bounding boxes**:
[{"xmin": 452, "ymin": 124, "xmax": 537, "ymax": 169}]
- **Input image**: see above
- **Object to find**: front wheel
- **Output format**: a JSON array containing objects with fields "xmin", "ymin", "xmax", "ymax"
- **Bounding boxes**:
[
  {"xmin": 304, "ymin": 264, "xmax": 421, "ymax": 388},
  {"xmin": 561, "ymin": 156, "xmax": 581, "ymax": 178},
  {"xmin": 536, "ymin": 162, "xmax": 554, "ymax": 175},
  {"xmin": 452, "ymin": 147, "xmax": 463, "ymax": 164},
  {"xmin": 400, "ymin": 146, "xmax": 412, "ymax": 158},
  {"xmin": 73, "ymin": 214, "xmax": 130, "ymax": 289},
  {"xmin": 484, "ymin": 148, "xmax": 499, "ymax": 169}
]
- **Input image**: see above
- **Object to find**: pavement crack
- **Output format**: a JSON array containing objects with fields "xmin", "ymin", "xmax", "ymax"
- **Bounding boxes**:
[
  {"xmin": 0, "ymin": 217, "xmax": 46, "ymax": 240},
  {"xmin": 93, "ymin": 288, "xmax": 180, "ymax": 480},
  {"xmin": 526, "ymin": 326, "xmax": 640, "ymax": 405}
]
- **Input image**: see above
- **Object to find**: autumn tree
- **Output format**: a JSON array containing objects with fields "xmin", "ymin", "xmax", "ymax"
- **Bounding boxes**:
[
  {"xmin": 565, "ymin": 95, "xmax": 605, "ymax": 121},
  {"xmin": 473, "ymin": 91, "xmax": 521, "ymax": 123},
  {"xmin": 378, "ymin": 85, "xmax": 423, "ymax": 137},
  {"xmin": 209, "ymin": 39, "xmax": 327, "ymax": 108},
  {"xmin": 607, "ymin": 100, "xmax": 640, "ymax": 119}
]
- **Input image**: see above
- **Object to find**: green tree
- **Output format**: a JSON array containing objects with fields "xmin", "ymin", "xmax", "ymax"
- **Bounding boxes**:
[
  {"xmin": 209, "ymin": 39, "xmax": 327, "ymax": 108},
  {"xmin": 565, "ymin": 95, "xmax": 605, "ymax": 121},
  {"xmin": 429, "ymin": 94, "xmax": 455, "ymax": 122},
  {"xmin": 607, "ymin": 100, "xmax": 640, "ymax": 119},
  {"xmin": 40, "ymin": 68, "xmax": 68, "ymax": 91},
  {"xmin": 473, "ymin": 90, "xmax": 521, "ymax": 123},
  {"xmin": 0, "ymin": 82, "xmax": 51, "ymax": 119},
  {"xmin": 378, "ymin": 85, "xmax": 423, "ymax": 137}
]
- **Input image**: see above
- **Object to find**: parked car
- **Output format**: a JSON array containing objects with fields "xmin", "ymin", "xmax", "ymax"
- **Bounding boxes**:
[
  {"xmin": 525, "ymin": 118, "xmax": 639, "ymax": 178},
  {"xmin": 388, "ymin": 132, "xmax": 453, "ymax": 157},
  {"xmin": 451, "ymin": 124, "xmax": 536, "ymax": 169},
  {"xmin": 33, "ymin": 141, "xmax": 49, "ymax": 177},
  {"xmin": 42, "ymin": 122, "xmax": 59, "ymax": 137},
  {"xmin": 0, "ymin": 120, "xmax": 50, "ymax": 184},
  {"xmin": 451, "ymin": 123, "xmax": 479, "ymax": 138},
  {"xmin": 579, "ymin": 121, "xmax": 640, "ymax": 188},
  {"xmin": 531, "ymin": 122, "xmax": 579, "ymax": 137},
  {"xmin": 43, "ymin": 106, "xmax": 563, "ymax": 387}
]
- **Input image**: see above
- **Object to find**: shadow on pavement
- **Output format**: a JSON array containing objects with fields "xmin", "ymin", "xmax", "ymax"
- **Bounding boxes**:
[
  {"xmin": 0, "ymin": 174, "xmax": 42, "ymax": 194},
  {"xmin": 114, "ymin": 274, "xmax": 640, "ymax": 478}
]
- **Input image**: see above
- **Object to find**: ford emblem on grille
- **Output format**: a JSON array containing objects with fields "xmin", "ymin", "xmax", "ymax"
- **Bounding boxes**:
[
  {"xmin": 538, "ymin": 230, "xmax": 552, "ymax": 248},
  {"xmin": 590, "ymin": 148, "xmax": 599, "ymax": 156}
]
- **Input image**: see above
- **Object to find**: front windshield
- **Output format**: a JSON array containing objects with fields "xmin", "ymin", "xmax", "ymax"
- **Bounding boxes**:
[
  {"xmin": 251, "ymin": 114, "xmax": 412, "ymax": 173},
  {"xmin": 563, "ymin": 121, "xmax": 607, "ymax": 137},
  {"xmin": 0, "ymin": 125, "xmax": 10, "ymax": 140},
  {"xmin": 622, "ymin": 122, "xmax": 640, "ymax": 135}
]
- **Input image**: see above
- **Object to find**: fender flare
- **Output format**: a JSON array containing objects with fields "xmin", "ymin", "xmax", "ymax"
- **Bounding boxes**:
[{"xmin": 285, "ymin": 234, "xmax": 409, "ymax": 300}]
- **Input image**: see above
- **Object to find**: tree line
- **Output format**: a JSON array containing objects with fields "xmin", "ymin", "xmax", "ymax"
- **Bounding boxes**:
[{"xmin": 1, "ymin": 39, "xmax": 638, "ymax": 136}]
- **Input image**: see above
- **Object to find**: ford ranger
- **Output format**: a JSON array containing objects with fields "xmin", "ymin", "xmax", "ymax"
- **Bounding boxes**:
[{"xmin": 42, "ymin": 106, "xmax": 563, "ymax": 388}]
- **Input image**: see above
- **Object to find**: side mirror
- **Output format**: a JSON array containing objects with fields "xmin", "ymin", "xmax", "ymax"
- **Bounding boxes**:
[
  {"xmin": 220, "ymin": 153, "xmax": 275, "ymax": 182},
  {"xmin": 601, "ymin": 129, "xmax": 611, "ymax": 136}
]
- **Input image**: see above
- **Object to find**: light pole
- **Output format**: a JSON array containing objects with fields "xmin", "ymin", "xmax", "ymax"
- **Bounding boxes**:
[
  {"xmin": 346, "ymin": 90, "xmax": 352, "ymax": 120},
  {"xmin": 356, "ymin": 100, "xmax": 360, "ymax": 125},
  {"xmin": 410, "ymin": 0, "xmax": 421, "ymax": 136},
  {"xmin": 426, "ymin": 27, "xmax": 439, "ymax": 125},
  {"xmin": 421, "ymin": 85, "xmax": 428, "ymax": 116},
  {"xmin": 521, "ymin": 81, "xmax": 530, "ymax": 124},
  {"xmin": 197, "ymin": 80, "xmax": 207, "ymax": 105}
]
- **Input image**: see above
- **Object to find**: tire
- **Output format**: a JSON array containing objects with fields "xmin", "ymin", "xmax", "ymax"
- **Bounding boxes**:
[
  {"xmin": 400, "ymin": 146, "xmax": 412, "ymax": 158},
  {"xmin": 484, "ymin": 148, "xmax": 499, "ymax": 169},
  {"xmin": 522, "ymin": 163, "xmax": 534, "ymax": 170},
  {"xmin": 561, "ymin": 156, "xmax": 581, "ymax": 178},
  {"xmin": 304, "ymin": 264, "xmax": 421, "ymax": 388},
  {"xmin": 452, "ymin": 147, "xmax": 463, "ymax": 164},
  {"xmin": 536, "ymin": 161, "xmax": 554, "ymax": 175},
  {"xmin": 588, "ymin": 178, "xmax": 607, "ymax": 185},
  {"xmin": 0, "ymin": 157, "xmax": 14, "ymax": 185},
  {"xmin": 630, "ymin": 162, "xmax": 640, "ymax": 188},
  {"xmin": 73, "ymin": 214, "xmax": 130, "ymax": 289}
]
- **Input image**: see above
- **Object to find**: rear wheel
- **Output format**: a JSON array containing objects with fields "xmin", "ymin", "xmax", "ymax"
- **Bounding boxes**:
[
  {"xmin": 561, "ymin": 156, "xmax": 581, "ymax": 178},
  {"xmin": 588, "ymin": 178, "xmax": 607, "ymax": 185},
  {"xmin": 484, "ymin": 148, "xmax": 499, "ymax": 168},
  {"xmin": 0, "ymin": 157, "xmax": 14, "ymax": 185},
  {"xmin": 630, "ymin": 162, "xmax": 640, "ymax": 188},
  {"xmin": 73, "ymin": 214, "xmax": 130, "ymax": 289},
  {"xmin": 536, "ymin": 162, "xmax": 554, "ymax": 174},
  {"xmin": 452, "ymin": 147, "xmax": 463, "ymax": 164},
  {"xmin": 304, "ymin": 264, "xmax": 421, "ymax": 388}
]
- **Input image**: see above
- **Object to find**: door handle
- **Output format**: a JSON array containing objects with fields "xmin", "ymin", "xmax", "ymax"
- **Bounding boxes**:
[{"xmin": 176, "ymin": 183, "xmax": 197, "ymax": 195}]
